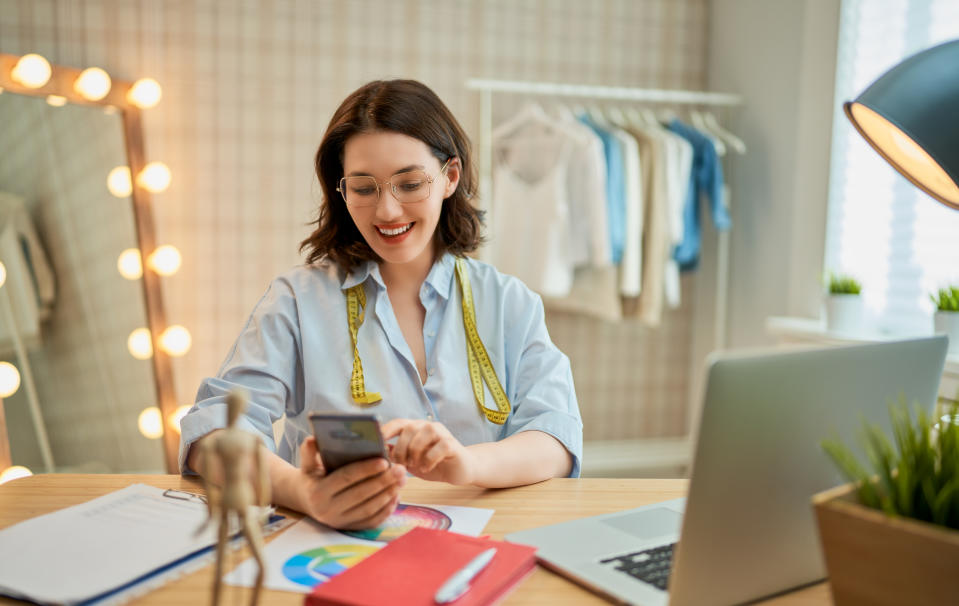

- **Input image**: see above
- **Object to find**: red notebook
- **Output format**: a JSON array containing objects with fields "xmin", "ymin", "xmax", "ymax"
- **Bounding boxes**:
[{"xmin": 305, "ymin": 527, "xmax": 538, "ymax": 606}]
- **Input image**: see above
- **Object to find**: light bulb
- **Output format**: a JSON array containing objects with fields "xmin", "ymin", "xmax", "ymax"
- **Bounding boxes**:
[
  {"xmin": 46, "ymin": 95, "xmax": 67, "ymax": 107},
  {"xmin": 159, "ymin": 325, "xmax": 191, "ymax": 357},
  {"xmin": 117, "ymin": 248, "xmax": 143, "ymax": 280},
  {"xmin": 11, "ymin": 54, "xmax": 51, "ymax": 88},
  {"xmin": 127, "ymin": 327, "xmax": 153, "ymax": 360},
  {"xmin": 127, "ymin": 78, "xmax": 162, "ymax": 109},
  {"xmin": 74, "ymin": 67, "xmax": 112, "ymax": 101},
  {"xmin": 170, "ymin": 404, "xmax": 192, "ymax": 434},
  {"xmin": 0, "ymin": 362, "xmax": 20, "ymax": 398},
  {"xmin": 136, "ymin": 162, "xmax": 171, "ymax": 193},
  {"xmin": 148, "ymin": 245, "xmax": 182, "ymax": 276},
  {"xmin": 107, "ymin": 166, "xmax": 132, "ymax": 198},
  {"xmin": 0, "ymin": 260, "xmax": 6, "ymax": 288},
  {"xmin": 0, "ymin": 466, "xmax": 33, "ymax": 485},
  {"xmin": 138, "ymin": 407, "xmax": 163, "ymax": 439}
]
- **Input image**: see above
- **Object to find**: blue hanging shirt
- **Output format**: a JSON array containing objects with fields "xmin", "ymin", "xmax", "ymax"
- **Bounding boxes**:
[
  {"xmin": 667, "ymin": 119, "xmax": 731, "ymax": 270},
  {"xmin": 579, "ymin": 115, "xmax": 627, "ymax": 265}
]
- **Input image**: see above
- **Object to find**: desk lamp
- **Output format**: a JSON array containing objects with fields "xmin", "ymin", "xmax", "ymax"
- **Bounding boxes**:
[{"xmin": 844, "ymin": 38, "xmax": 959, "ymax": 210}]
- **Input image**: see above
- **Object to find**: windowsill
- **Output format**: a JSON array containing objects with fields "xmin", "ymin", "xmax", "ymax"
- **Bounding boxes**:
[{"xmin": 765, "ymin": 316, "xmax": 959, "ymax": 374}]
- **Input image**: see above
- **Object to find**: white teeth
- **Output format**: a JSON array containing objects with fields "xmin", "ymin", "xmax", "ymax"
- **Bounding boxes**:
[{"xmin": 377, "ymin": 223, "xmax": 413, "ymax": 236}]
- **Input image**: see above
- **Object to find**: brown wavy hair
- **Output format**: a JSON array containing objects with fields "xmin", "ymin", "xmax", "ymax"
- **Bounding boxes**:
[{"xmin": 300, "ymin": 79, "xmax": 484, "ymax": 273}]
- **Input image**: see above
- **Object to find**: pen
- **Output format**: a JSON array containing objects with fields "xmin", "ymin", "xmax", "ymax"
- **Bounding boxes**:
[{"xmin": 434, "ymin": 547, "xmax": 498, "ymax": 603}]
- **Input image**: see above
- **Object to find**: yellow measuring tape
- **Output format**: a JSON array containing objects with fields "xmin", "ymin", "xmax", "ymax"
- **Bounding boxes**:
[{"xmin": 344, "ymin": 257, "xmax": 512, "ymax": 424}]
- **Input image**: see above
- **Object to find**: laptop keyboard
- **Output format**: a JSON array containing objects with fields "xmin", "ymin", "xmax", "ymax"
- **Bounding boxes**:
[{"xmin": 599, "ymin": 543, "xmax": 675, "ymax": 591}]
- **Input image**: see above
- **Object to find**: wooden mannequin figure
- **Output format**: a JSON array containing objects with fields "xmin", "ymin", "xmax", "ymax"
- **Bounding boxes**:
[{"xmin": 199, "ymin": 389, "xmax": 271, "ymax": 606}]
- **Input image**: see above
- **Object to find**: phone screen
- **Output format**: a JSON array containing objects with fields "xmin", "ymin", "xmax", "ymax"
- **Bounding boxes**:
[{"xmin": 308, "ymin": 413, "xmax": 388, "ymax": 473}]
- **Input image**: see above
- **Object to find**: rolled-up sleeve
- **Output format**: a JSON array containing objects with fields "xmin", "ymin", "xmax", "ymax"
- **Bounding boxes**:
[
  {"xmin": 502, "ymin": 286, "xmax": 584, "ymax": 477},
  {"xmin": 178, "ymin": 279, "xmax": 302, "ymax": 474}
]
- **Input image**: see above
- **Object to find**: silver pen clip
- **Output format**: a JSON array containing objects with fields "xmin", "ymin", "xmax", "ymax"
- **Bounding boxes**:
[{"xmin": 434, "ymin": 547, "xmax": 497, "ymax": 603}]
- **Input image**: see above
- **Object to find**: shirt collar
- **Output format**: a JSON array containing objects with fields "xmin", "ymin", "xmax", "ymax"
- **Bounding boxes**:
[
  {"xmin": 339, "ymin": 253, "xmax": 457, "ymax": 299},
  {"xmin": 424, "ymin": 253, "xmax": 457, "ymax": 301}
]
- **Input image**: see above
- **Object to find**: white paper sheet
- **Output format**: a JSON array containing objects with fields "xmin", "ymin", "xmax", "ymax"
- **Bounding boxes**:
[
  {"xmin": 0, "ymin": 484, "xmax": 220, "ymax": 605},
  {"xmin": 224, "ymin": 502, "xmax": 494, "ymax": 593}
]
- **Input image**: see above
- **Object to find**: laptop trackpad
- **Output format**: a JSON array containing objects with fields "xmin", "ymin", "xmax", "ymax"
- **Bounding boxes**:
[{"xmin": 601, "ymin": 507, "xmax": 683, "ymax": 540}]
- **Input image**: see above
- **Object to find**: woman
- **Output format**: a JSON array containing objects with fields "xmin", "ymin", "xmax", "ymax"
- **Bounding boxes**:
[{"xmin": 180, "ymin": 80, "xmax": 582, "ymax": 530}]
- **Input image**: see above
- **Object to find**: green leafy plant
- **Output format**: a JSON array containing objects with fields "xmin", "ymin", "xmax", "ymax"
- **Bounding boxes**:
[
  {"xmin": 930, "ymin": 286, "xmax": 959, "ymax": 312},
  {"xmin": 821, "ymin": 397, "xmax": 959, "ymax": 530},
  {"xmin": 827, "ymin": 273, "xmax": 862, "ymax": 295}
]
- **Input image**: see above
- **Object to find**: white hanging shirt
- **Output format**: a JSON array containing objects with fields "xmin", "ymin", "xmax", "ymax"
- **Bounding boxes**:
[{"xmin": 490, "ymin": 132, "xmax": 575, "ymax": 298}]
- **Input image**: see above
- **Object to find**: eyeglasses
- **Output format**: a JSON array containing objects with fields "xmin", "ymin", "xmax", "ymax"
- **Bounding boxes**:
[{"xmin": 337, "ymin": 159, "xmax": 451, "ymax": 207}]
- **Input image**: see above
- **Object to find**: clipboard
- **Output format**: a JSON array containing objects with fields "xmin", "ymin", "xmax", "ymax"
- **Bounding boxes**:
[{"xmin": 0, "ymin": 484, "xmax": 292, "ymax": 605}]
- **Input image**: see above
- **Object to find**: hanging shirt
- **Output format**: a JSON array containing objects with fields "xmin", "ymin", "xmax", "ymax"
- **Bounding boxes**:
[
  {"xmin": 178, "ymin": 254, "xmax": 583, "ymax": 477},
  {"xmin": 609, "ymin": 126, "xmax": 644, "ymax": 297},
  {"xmin": 490, "ymin": 131, "xmax": 575, "ymax": 297},
  {"xmin": 667, "ymin": 119, "xmax": 731, "ymax": 270},
  {"xmin": 579, "ymin": 115, "xmax": 627, "ymax": 265}
]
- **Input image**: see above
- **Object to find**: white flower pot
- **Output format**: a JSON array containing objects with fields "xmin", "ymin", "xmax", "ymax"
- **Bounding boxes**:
[
  {"xmin": 934, "ymin": 311, "xmax": 959, "ymax": 355},
  {"xmin": 825, "ymin": 294, "xmax": 863, "ymax": 335}
]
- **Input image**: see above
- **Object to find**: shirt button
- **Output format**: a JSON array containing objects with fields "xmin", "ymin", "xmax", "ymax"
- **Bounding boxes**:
[
  {"xmin": 427, "ymin": 331, "xmax": 436, "ymax": 338},
  {"xmin": 428, "ymin": 368, "xmax": 435, "ymax": 376},
  {"xmin": 427, "ymin": 413, "xmax": 435, "ymax": 421}
]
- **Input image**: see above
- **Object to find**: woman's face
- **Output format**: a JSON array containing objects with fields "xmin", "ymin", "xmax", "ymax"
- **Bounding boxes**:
[{"xmin": 341, "ymin": 131, "xmax": 459, "ymax": 270}]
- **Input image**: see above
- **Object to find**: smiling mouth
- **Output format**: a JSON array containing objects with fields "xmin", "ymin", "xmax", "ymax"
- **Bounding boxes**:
[{"xmin": 376, "ymin": 222, "xmax": 414, "ymax": 236}]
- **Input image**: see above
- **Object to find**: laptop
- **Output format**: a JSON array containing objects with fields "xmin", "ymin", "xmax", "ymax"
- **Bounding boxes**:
[{"xmin": 506, "ymin": 336, "xmax": 948, "ymax": 606}]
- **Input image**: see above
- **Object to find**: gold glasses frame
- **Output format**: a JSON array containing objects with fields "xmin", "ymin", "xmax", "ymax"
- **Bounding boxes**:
[{"xmin": 337, "ymin": 158, "xmax": 452, "ymax": 207}]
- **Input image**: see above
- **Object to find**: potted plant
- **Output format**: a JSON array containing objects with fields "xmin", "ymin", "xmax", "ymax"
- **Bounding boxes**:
[
  {"xmin": 825, "ymin": 273, "xmax": 863, "ymax": 334},
  {"xmin": 931, "ymin": 286, "xmax": 959, "ymax": 355},
  {"xmin": 814, "ymin": 400, "xmax": 959, "ymax": 605}
]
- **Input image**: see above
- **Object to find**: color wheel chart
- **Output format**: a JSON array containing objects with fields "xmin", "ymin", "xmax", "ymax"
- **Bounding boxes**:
[
  {"xmin": 282, "ymin": 543, "xmax": 379, "ymax": 588},
  {"xmin": 341, "ymin": 504, "xmax": 452, "ymax": 542},
  {"xmin": 280, "ymin": 505, "xmax": 452, "ymax": 588}
]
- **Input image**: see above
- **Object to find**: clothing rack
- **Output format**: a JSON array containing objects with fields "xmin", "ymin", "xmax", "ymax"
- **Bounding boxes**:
[{"xmin": 465, "ymin": 78, "xmax": 744, "ymax": 471}]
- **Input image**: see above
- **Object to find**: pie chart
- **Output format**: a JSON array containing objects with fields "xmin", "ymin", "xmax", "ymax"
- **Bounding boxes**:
[{"xmin": 282, "ymin": 543, "xmax": 379, "ymax": 587}]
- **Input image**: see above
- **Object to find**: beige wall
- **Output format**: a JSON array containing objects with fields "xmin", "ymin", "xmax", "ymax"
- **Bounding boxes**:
[{"xmin": 0, "ymin": 0, "xmax": 713, "ymax": 450}]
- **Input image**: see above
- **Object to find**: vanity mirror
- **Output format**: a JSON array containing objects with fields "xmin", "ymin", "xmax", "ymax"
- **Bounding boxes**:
[{"xmin": 0, "ymin": 53, "xmax": 180, "ymax": 474}]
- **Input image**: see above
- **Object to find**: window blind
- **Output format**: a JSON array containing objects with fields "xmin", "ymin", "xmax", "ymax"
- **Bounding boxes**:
[{"xmin": 825, "ymin": 0, "xmax": 959, "ymax": 335}]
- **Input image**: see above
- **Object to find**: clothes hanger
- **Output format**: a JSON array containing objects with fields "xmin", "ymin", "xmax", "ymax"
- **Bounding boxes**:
[
  {"xmin": 690, "ymin": 109, "xmax": 727, "ymax": 156},
  {"xmin": 606, "ymin": 106, "xmax": 629, "ymax": 127},
  {"xmin": 491, "ymin": 100, "xmax": 560, "ymax": 141},
  {"xmin": 704, "ymin": 111, "xmax": 747, "ymax": 154}
]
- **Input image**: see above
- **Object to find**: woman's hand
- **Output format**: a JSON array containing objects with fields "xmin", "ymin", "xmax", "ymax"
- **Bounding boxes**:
[
  {"xmin": 292, "ymin": 436, "xmax": 406, "ymax": 530},
  {"xmin": 380, "ymin": 419, "xmax": 478, "ymax": 485}
]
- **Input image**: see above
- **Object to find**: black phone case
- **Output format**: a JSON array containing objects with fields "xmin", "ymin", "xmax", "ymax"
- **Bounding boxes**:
[{"xmin": 308, "ymin": 413, "xmax": 387, "ymax": 473}]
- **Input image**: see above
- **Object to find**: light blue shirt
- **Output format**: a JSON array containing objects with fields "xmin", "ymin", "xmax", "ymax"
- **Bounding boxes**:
[
  {"xmin": 178, "ymin": 253, "xmax": 583, "ymax": 477},
  {"xmin": 579, "ymin": 115, "xmax": 627, "ymax": 265},
  {"xmin": 667, "ymin": 119, "xmax": 731, "ymax": 270}
]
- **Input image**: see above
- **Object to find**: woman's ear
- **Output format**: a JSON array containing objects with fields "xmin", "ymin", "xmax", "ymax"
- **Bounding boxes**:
[{"xmin": 443, "ymin": 157, "xmax": 461, "ymax": 198}]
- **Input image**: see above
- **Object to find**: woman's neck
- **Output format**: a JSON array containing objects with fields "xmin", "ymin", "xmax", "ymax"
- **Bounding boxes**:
[{"xmin": 379, "ymin": 248, "xmax": 437, "ymax": 295}]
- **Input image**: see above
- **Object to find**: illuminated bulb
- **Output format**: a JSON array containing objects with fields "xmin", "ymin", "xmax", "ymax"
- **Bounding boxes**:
[
  {"xmin": 11, "ymin": 54, "xmax": 51, "ymax": 88},
  {"xmin": 117, "ymin": 248, "xmax": 143, "ymax": 280},
  {"xmin": 46, "ymin": 95, "xmax": 67, "ymax": 107},
  {"xmin": 127, "ymin": 78, "xmax": 162, "ymax": 109},
  {"xmin": 0, "ymin": 361, "xmax": 21, "ymax": 398},
  {"xmin": 107, "ymin": 166, "xmax": 132, "ymax": 197},
  {"xmin": 138, "ymin": 406, "xmax": 163, "ymax": 439},
  {"xmin": 127, "ymin": 328, "xmax": 153, "ymax": 360},
  {"xmin": 148, "ymin": 245, "xmax": 182, "ymax": 276},
  {"xmin": 136, "ymin": 162, "xmax": 172, "ymax": 193},
  {"xmin": 74, "ymin": 67, "xmax": 112, "ymax": 101},
  {"xmin": 159, "ymin": 325, "xmax": 191, "ymax": 357},
  {"xmin": 0, "ymin": 260, "xmax": 6, "ymax": 287},
  {"xmin": 0, "ymin": 466, "xmax": 33, "ymax": 485},
  {"xmin": 170, "ymin": 404, "xmax": 192, "ymax": 434}
]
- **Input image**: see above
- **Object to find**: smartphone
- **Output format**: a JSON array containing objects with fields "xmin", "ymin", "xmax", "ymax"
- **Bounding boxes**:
[{"xmin": 308, "ymin": 412, "xmax": 389, "ymax": 473}]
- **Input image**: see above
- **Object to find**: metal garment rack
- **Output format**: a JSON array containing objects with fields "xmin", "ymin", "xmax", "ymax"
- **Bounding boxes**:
[{"xmin": 465, "ymin": 78, "xmax": 744, "ymax": 469}]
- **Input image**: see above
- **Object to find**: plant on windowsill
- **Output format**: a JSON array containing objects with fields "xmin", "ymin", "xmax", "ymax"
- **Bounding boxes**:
[
  {"xmin": 824, "ymin": 273, "xmax": 863, "ymax": 335},
  {"xmin": 931, "ymin": 286, "xmax": 959, "ymax": 355},
  {"xmin": 813, "ymin": 399, "xmax": 959, "ymax": 606}
]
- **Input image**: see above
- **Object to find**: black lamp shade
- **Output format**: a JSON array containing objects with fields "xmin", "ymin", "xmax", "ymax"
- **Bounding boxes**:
[{"xmin": 844, "ymin": 39, "xmax": 959, "ymax": 210}]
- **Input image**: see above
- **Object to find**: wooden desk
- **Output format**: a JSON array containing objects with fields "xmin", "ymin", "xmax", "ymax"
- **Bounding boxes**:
[{"xmin": 0, "ymin": 475, "xmax": 830, "ymax": 605}]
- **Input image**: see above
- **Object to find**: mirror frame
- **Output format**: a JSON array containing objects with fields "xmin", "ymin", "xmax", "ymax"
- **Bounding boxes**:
[{"xmin": 0, "ymin": 53, "xmax": 179, "ymax": 472}]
